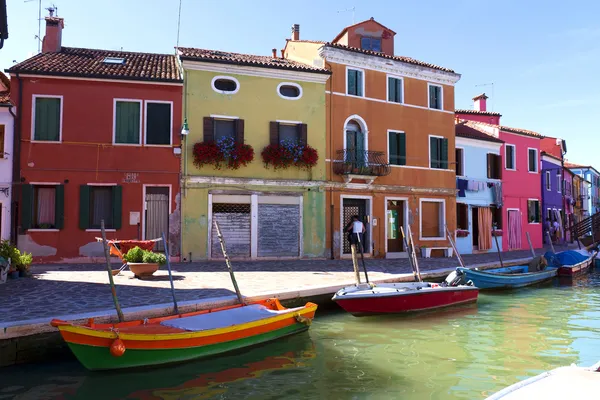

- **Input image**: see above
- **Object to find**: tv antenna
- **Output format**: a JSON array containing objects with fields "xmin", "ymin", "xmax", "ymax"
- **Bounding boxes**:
[
  {"xmin": 24, "ymin": 0, "xmax": 42, "ymax": 53},
  {"xmin": 475, "ymin": 82, "xmax": 495, "ymax": 111},
  {"xmin": 337, "ymin": 7, "xmax": 356, "ymax": 24}
]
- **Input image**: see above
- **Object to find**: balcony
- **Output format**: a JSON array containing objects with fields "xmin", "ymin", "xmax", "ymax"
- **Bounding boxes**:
[{"xmin": 332, "ymin": 149, "xmax": 391, "ymax": 184}]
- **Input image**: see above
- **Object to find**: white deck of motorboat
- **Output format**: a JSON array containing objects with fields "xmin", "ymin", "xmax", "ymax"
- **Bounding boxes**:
[
  {"xmin": 486, "ymin": 364, "xmax": 600, "ymax": 399},
  {"xmin": 333, "ymin": 282, "xmax": 476, "ymax": 300}
]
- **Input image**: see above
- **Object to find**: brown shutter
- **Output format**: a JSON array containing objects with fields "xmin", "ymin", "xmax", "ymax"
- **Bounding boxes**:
[
  {"xmin": 299, "ymin": 123, "xmax": 308, "ymax": 145},
  {"xmin": 235, "ymin": 119, "xmax": 245, "ymax": 144},
  {"xmin": 203, "ymin": 117, "xmax": 214, "ymax": 142},
  {"xmin": 270, "ymin": 121, "xmax": 279, "ymax": 146},
  {"xmin": 0, "ymin": 125, "xmax": 4, "ymax": 158},
  {"xmin": 487, "ymin": 153, "xmax": 492, "ymax": 179},
  {"xmin": 495, "ymin": 155, "xmax": 502, "ymax": 179}
]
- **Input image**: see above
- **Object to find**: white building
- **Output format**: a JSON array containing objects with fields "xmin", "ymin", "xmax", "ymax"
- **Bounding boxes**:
[{"xmin": 0, "ymin": 72, "xmax": 13, "ymax": 241}]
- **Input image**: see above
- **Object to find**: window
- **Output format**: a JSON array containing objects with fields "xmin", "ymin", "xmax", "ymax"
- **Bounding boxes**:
[
  {"xmin": 388, "ymin": 131, "xmax": 406, "ymax": 166},
  {"xmin": 212, "ymin": 77, "xmax": 239, "ymax": 94},
  {"xmin": 114, "ymin": 100, "xmax": 141, "ymax": 144},
  {"xmin": 491, "ymin": 206, "xmax": 502, "ymax": 229},
  {"xmin": 457, "ymin": 203, "xmax": 468, "ymax": 230},
  {"xmin": 420, "ymin": 200, "xmax": 445, "ymax": 239},
  {"xmin": 545, "ymin": 171, "xmax": 551, "ymax": 191},
  {"xmin": 79, "ymin": 185, "xmax": 122, "ymax": 230},
  {"xmin": 103, "ymin": 57, "xmax": 125, "ymax": 65},
  {"xmin": 277, "ymin": 83, "xmax": 302, "ymax": 99},
  {"xmin": 429, "ymin": 136, "xmax": 448, "ymax": 169},
  {"xmin": 215, "ymin": 119, "xmax": 236, "ymax": 141},
  {"xmin": 203, "ymin": 116, "xmax": 245, "ymax": 144},
  {"xmin": 0, "ymin": 125, "xmax": 4, "ymax": 158},
  {"xmin": 455, "ymin": 148, "xmax": 464, "ymax": 176},
  {"xmin": 145, "ymin": 102, "xmax": 172, "ymax": 145},
  {"xmin": 487, "ymin": 154, "xmax": 502, "ymax": 179},
  {"xmin": 270, "ymin": 121, "xmax": 307, "ymax": 146},
  {"xmin": 387, "ymin": 77, "xmax": 403, "ymax": 103},
  {"xmin": 33, "ymin": 96, "xmax": 61, "ymax": 141},
  {"xmin": 20, "ymin": 184, "xmax": 64, "ymax": 230},
  {"xmin": 505, "ymin": 144, "xmax": 515, "ymax": 170},
  {"xmin": 428, "ymin": 84, "xmax": 442, "ymax": 110},
  {"xmin": 527, "ymin": 199, "xmax": 541, "ymax": 223},
  {"xmin": 361, "ymin": 37, "xmax": 381, "ymax": 52},
  {"xmin": 347, "ymin": 68, "xmax": 364, "ymax": 97},
  {"xmin": 546, "ymin": 208, "xmax": 552, "ymax": 223},
  {"xmin": 528, "ymin": 148, "xmax": 538, "ymax": 172}
]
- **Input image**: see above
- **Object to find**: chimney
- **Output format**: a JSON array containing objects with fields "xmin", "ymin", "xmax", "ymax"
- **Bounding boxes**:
[
  {"xmin": 473, "ymin": 93, "xmax": 488, "ymax": 112},
  {"xmin": 41, "ymin": 8, "xmax": 64, "ymax": 53},
  {"xmin": 280, "ymin": 49, "xmax": 284, "ymax": 58},
  {"xmin": 291, "ymin": 24, "xmax": 300, "ymax": 41},
  {"xmin": 272, "ymin": 48, "xmax": 277, "ymax": 58}
]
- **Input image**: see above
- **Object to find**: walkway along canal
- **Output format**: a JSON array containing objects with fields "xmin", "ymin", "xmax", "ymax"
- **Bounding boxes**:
[{"xmin": 1, "ymin": 264, "xmax": 600, "ymax": 398}]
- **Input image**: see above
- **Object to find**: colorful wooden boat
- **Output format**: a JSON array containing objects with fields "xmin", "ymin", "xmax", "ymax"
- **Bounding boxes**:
[
  {"xmin": 50, "ymin": 298, "xmax": 316, "ymax": 371},
  {"xmin": 485, "ymin": 360, "xmax": 600, "ymax": 399},
  {"xmin": 456, "ymin": 265, "xmax": 558, "ymax": 290},
  {"xmin": 544, "ymin": 249, "xmax": 597, "ymax": 277},
  {"xmin": 332, "ymin": 279, "xmax": 479, "ymax": 317}
]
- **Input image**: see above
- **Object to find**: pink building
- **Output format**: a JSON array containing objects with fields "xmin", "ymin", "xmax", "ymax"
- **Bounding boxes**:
[{"xmin": 457, "ymin": 94, "xmax": 543, "ymax": 250}]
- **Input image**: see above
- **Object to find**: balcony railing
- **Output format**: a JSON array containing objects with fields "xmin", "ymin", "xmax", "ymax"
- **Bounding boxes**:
[{"xmin": 332, "ymin": 149, "xmax": 391, "ymax": 177}]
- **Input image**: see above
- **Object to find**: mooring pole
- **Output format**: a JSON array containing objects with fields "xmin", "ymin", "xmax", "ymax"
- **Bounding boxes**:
[{"xmin": 101, "ymin": 220, "xmax": 124, "ymax": 322}]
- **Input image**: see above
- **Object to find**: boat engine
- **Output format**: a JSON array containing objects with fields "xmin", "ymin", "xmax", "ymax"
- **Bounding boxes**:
[{"xmin": 442, "ymin": 269, "xmax": 470, "ymax": 287}]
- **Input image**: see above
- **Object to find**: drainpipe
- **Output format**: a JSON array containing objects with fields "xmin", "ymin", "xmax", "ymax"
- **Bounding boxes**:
[
  {"xmin": 10, "ymin": 72, "xmax": 22, "ymax": 245},
  {"xmin": 180, "ymin": 66, "xmax": 187, "ymax": 259},
  {"xmin": 325, "ymin": 61, "xmax": 334, "ymax": 259}
]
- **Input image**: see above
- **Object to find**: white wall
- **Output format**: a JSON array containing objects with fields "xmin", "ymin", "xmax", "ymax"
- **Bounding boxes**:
[{"xmin": 0, "ymin": 107, "xmax": 14, "ymax": 241}]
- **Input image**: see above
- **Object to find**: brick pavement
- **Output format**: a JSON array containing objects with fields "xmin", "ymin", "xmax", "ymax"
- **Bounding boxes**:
[{"xmin": 0, "ymin": 244, "xmax": 573, "ymax": 323}]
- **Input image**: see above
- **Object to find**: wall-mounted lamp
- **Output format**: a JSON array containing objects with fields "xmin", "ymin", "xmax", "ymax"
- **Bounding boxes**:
[{"xmin": 181, "ymin": 118, "xmax": 189, "ymax": 136}]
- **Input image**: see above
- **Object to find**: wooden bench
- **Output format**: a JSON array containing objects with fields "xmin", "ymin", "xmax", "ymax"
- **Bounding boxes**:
[{"xmin": 420, "ymin": 247, "xmax": 454, "ymax": 258}]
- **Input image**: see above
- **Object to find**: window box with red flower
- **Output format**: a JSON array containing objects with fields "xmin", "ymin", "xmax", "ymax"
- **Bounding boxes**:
[
  {"xmin": 261, "ymin": 140, "xmax": 318, "ymax": 170},
  {"xmin": 193, "ymin": 136, "xmax": 254, "ymax": 170},
  {"xmin": 492, "ymin": 229, "xmax": 503, "ymax": 237},
  {"xmin": 456, "ymin": 229, "xmax": 470, "ymax": 238}
]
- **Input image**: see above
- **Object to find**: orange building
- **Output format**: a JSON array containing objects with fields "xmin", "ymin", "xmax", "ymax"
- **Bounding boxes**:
[{"xmin": 284, "ymin": 19, "xmax": 461, "ymax": 259}]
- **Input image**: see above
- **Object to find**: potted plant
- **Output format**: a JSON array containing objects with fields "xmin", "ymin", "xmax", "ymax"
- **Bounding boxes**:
[
  {"xmin": 456, "ymin": 229, "xmax": 470, "ymax": 238},
  {"xmin": 492, "ymin": 229, "xmax": 503, "ymax": 237},
  {"xmin": 0, "ymin": 240, "xmax": 31, "ymax": 279},
  {"xmin": 0, "ymin": 256, "xmax": 8, "ymax": 284},
  {"xmin": 123, "ymin": 246, "xmax": 166, "ymax": 278},
  {"xmin": 193, "ymin": 137, "xmax": 254, "ymax": 170},
  {"xmin": 17, "ymin": 252, "xmax": 33, "ymax": 277},
  {"xmin": 261, "ymin": 140, "xmax": 318, "ymax": 170}
]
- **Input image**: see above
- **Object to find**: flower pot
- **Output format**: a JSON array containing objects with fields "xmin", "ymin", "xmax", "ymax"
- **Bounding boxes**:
[
  {"xmin": 0, "ymin": 265, "xmax": 8, "ymax": 284},
  {"xmin": 9, "ymin": 271, "xmax": 19, "ymax": 279},
  {"xmin": 18, "ymin": 270, "xmax": 28, "ymax": 277},
  {"xmin": 128, "ymin": 263, "xmax": 159, "ymax": 278}
]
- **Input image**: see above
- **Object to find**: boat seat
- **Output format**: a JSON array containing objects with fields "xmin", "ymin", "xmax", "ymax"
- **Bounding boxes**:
[
  {"xmin": 159, "ymin": 304, "xmax": 304, "ymax": 332},
  {"xmin": 421, "ymin": 247, "xmax": 453, "ymax": 258}
]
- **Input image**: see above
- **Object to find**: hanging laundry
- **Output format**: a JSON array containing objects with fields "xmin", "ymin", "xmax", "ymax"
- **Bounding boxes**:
[{"xmin": 492, "ymin": 182, "xmax": 503, "ymax": 207}]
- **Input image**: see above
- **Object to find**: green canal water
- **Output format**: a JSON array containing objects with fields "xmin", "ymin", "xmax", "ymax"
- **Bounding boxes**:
[{"xmin": 3, "ymin": 270, "xmax": 600, "ymax": 400}]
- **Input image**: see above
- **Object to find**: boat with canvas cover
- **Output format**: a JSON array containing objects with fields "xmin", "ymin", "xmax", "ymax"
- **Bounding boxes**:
[
  {"xmin": 51, "ymin": 298, "xmax": 316, "ymax": 371},
  {"xmin": 544, "ymin": 249, "xmax": 597, "ymax": 276},
  {"xmin": 485, "ymin": 360, "xmax": 600, "ymax": 399}
]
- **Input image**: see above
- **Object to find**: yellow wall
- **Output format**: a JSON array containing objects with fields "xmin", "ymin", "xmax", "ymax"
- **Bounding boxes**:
[{"xmin": 183, "ymin": 69, "xmax": 327, "ymax": 181}]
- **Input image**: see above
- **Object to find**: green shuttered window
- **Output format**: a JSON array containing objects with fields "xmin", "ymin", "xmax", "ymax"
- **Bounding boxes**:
[
  {"xmin": 388, "ymin": 77, "xmax": 403, "ymax": 103},
  {"xmin": 347, "ymin": 68, "xmax": 363, "ymax": 97},
  {"xmin": 146, "ymin": 102, "xmax": 172, "ymax": 145},
  {"xmin": 388, "ymin": 131, "xmax": 406, "ymax": 166},
  {"xmin": 428, "ymin": 84, "xmax": 442, "ymax": 110},
  {"xmin": 20, "ymin": 184, "xmax": 64, "ymax": 230},
  {"xmin": 34, "ymin": 97, "xmax": 61, "ymax": 141},
  {"xmin": 79, "ymin": 185, "xmax": 122, "ymax": 230},
  {"xmin": 430, "ymin": 136, "xmax": 448, "ymax": 169},
  {"xmin": 115, "ymin": 101, "xmax": 141, "ymax": 144},
  {"xmin": 527, "ymin": 199, "xmax": 541, "ymax": 223}
]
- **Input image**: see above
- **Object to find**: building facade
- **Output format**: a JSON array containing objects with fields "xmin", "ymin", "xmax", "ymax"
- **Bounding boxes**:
[
  {"xmin": 562, "ymin": 167, "xmax": 575, "ymax": 241},
  {"xmin": 566, "ymin": 163, "xmax": 600, "ymax": 217},
  {"xmin": 178, "ymin": 47, "xmax": 330, "ymax": 260},
  {"xmin": 541, "ymin": 152, "xmax": 564, "ymax": 243},
  {"xmin": 457, "ymin": 97, "xmax": 543, "ymax": 251},
  {"xmin": 0, "ymin": 73, "xmax": 13, "ymax": 241},
  {"xmin": 7, "ymin": 15, "xmax": 182, "ymax": 261},
  {"xmin": 285, "ymin": 19, "xmax": 461, "ymax": 259},
  {"xmin": 454, "ymin": 121, "xmax": 503, "ymax": 255}
]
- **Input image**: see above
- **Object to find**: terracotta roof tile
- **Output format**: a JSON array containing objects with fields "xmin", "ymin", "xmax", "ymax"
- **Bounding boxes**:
[
  {"xmin": 177, "ymin": 47, "xmax": 330, "ymax": 74},
  {"xmin": 455, "ymin": 109, "xmax": 502, "ymax": 117},
  {"xmin": 459, "ymin": 119, "xmax": 544, "ymax": 139},
  {"xmin": 455, "ymin": 121, "xmax": 504, "ymax": 143},
  {"xmin": 6, "ymin": 47, "xmax": 182, "ymax": 83},
  {"xmin": 541, "ymin": 151, "xmax": 562, "ymax": 162},
  {"xmin": 324, "ymin": 43, "xmax": 456, "ymax": 73},
  {"xmin": 287, "ymin": 39, "xmax": 327, "ymax": 44}
]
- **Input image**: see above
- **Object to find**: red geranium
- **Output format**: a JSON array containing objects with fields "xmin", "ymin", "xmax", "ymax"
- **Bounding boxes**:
[
  {"xmin": 192, "ymin": 139, "xmax": 254, "ymax": 170},
  {"xmin": 261, "ymin": 142, "xmax": 319, "ymax": 170}
]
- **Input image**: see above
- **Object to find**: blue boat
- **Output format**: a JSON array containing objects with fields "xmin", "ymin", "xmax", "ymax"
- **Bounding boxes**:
[
  {"xmin": 455, "ymin": 264, "xmax": 558, "ymax": 290},
  {"xmin": 543, "ymin": 249, "xmax": 597, "ymax": 277}
]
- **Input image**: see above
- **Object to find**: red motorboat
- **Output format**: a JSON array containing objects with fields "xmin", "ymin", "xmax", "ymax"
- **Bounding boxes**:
[{"xmin": 332, "ymin": 271, "xmax": 479, "ymax": 317}]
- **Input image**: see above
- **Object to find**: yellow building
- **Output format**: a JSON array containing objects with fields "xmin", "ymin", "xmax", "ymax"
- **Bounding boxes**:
[{"xmin": 177, "ymin": 47, "xmax": 330, "ymax": 260}]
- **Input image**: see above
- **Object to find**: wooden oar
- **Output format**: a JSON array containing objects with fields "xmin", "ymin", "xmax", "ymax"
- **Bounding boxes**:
[
  {"xmin": 546, "ymin": 230, "xmax": 556, "ymax": 254},
  {"xmin": 356, "ymin": 232, "xmax": 370, "ymax": 283},
  {"xmin": 406, "ymin": 224, "xmax": 422, "ymax": 282},
  {"xmin": 161, "ymin": 232, "xmax": 179, "ymax": 315},
  {"xmin": 400, "ymin": 226, "xmax": 419, "ymax": 282},
  {"xmin": 214, "ymin": 221, "xmax": 245, "ymax": 305},
  {"xmin": 526, "ymin": 232, "xmax": 536, "ymax": 257},
  {"xmin": 445, "ymin": 225, "xmax": 466, "ymax": 269},
  {"xmin": 100, "ymin": 220, "xmax": 124, "ymax": 322}
]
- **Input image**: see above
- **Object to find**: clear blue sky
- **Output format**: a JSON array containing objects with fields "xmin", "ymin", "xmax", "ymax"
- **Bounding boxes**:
[{"xmin": 2, "ymin": 0, "xmax": 598, "ymax": 166}]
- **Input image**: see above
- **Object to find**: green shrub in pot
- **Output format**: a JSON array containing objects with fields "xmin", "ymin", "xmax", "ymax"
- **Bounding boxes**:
[{"xmin": 123, "ymin": 246, "xmax": 166, "ymax": 266}]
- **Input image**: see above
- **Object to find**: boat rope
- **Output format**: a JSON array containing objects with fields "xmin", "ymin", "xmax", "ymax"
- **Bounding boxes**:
[{"xmin": 295, "ymin": 314, "xmax": 312, "ymax": 326}]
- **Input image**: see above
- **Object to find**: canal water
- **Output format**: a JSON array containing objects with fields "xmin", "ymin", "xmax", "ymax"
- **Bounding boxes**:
[{"xmin": 3, "ymin": 269, "xmax": 600, "ymax": 400}]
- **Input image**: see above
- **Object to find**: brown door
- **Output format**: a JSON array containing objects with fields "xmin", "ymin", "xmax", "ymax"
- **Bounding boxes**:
[
  {"xmin": 387, "ymin": 200, "xmax": 404, "ymax": 252},
  {"xmin": 472, "ymin": 207, "xmax": 479, "ymax": 248}
]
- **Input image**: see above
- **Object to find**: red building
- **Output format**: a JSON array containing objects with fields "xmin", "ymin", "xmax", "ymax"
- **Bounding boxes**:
[{"xmin": 7, "ymin": 15, "xmax": 183, "ymax": 262}]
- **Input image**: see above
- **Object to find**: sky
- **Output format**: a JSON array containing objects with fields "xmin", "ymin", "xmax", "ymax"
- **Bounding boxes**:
[{"xmin": 1, "ymin": 0, "xmax": 599, "ymax": 166}]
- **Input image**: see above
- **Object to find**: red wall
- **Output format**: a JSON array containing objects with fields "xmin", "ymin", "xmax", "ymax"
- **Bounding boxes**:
[
  {"xmin": 12, "ymin": 76, "xmax": 182, "ymax": 262},
  {"xmin": 341, "ymin": 20, "xmax": 395, "ymax": 56}
]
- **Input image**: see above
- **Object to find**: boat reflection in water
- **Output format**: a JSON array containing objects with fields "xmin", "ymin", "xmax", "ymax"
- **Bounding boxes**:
[{"xmin": 10, "ymin": 333, "xmax": 316, "ymax": 400}]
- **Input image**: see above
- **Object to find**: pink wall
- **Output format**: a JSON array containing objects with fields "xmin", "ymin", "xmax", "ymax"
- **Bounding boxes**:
[{"xmin": 500, "ymin": 131, "xmax": 543, "ymax": 249}]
